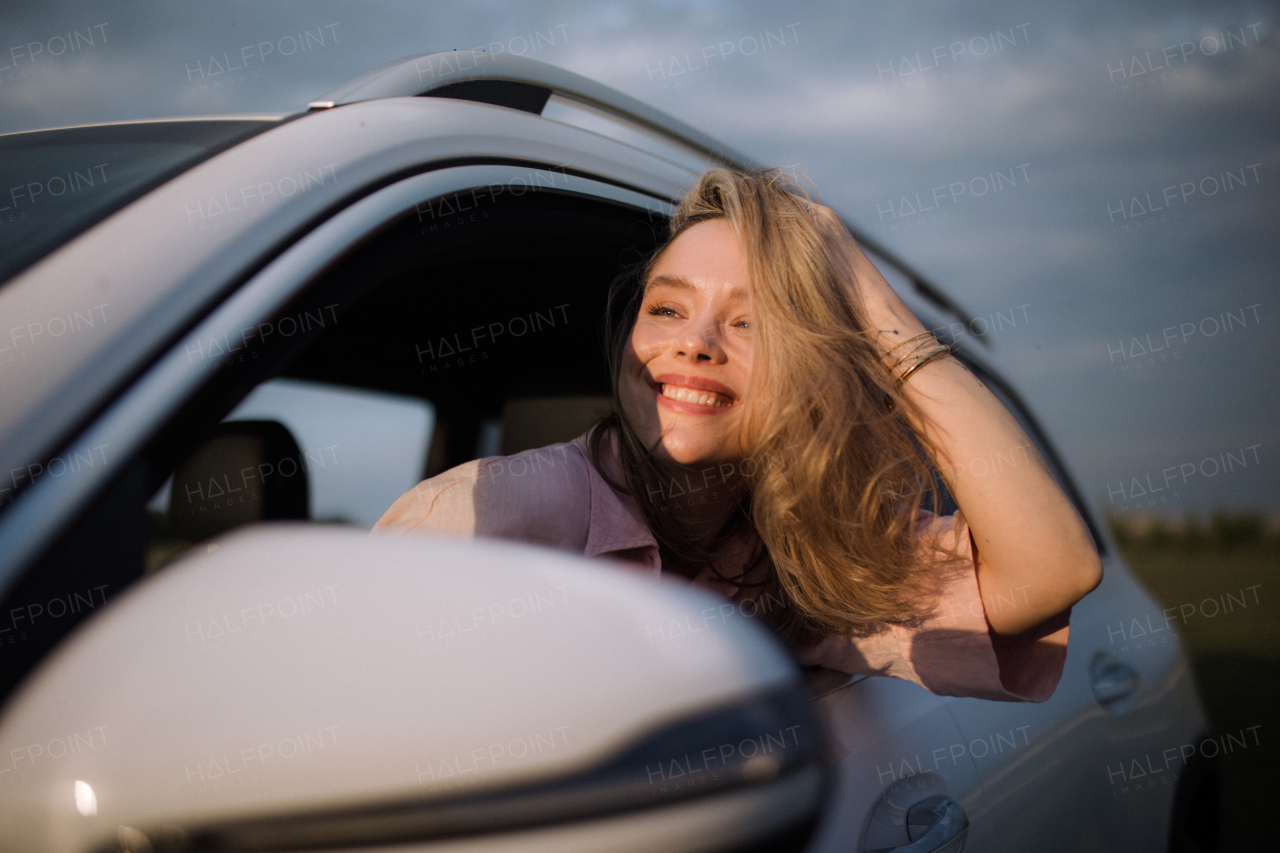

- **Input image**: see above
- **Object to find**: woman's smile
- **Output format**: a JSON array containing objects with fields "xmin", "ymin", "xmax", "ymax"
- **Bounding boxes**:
[{"xmin": 650, "ymin": 373, "xmax": 737, "ymax": 412}]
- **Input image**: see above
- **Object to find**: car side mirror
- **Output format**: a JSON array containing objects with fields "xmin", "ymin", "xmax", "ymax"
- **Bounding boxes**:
[{"xmin": 0, "ymin": 526, "xmax": 826, "ymax": 853}]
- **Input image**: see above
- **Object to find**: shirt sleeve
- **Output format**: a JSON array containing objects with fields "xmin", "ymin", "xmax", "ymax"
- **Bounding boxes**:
[
  {"xmin": 371, "ymin": 443, "xmax": 593, "ymax": 552},
  {"xmin": 793, "ymin": 509, "xmax": 1071, "ymax": 702}
]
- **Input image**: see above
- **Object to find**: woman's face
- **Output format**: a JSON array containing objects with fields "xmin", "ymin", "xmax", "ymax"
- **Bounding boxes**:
[{"xmin": 620, "ymin": 218, "xmax": 753, "ymax": 469}]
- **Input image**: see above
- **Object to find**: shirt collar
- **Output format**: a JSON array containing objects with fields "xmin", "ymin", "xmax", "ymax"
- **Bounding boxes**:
[{"xmin": 571, "ymin": 434, "xmax": 661, "ymax": 576}]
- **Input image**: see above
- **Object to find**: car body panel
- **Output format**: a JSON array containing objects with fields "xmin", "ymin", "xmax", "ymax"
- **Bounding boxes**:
[
  {"xmin": 806, "ymin": 675, "xmax": 985, "ymax": 853},
  {"xmin": 933, "ymin": 533, "xmax": 1208, "ymax": 852}
]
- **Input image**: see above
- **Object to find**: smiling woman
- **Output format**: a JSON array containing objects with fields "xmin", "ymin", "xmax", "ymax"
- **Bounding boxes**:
[{"xmin": 375, "ymin": 167, "xmax": 1103, "ymax": 702}]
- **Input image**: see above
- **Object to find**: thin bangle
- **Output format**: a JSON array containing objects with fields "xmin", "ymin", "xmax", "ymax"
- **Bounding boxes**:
[
  {"xmin": 896, "ymin": 345, "xmax": 951, "ymax": 385},
  {"xmin": 895, "ymin": 345, "xmax": 952, "ymax": 386},
  {"xmin": 888, "ymin": 336, "xmax": 938, "ymax": 372}
]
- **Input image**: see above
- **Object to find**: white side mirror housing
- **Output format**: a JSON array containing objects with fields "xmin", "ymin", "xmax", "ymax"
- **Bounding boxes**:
[{"xmin": 0, "ymin": 525, "xmax": 825, "ymax": 852}]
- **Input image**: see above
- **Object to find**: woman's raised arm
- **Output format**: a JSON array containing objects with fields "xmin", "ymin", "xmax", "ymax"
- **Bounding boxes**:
[{"xmin": 816, "ymin": 205, "xmax": 1103, "ymax": 636}]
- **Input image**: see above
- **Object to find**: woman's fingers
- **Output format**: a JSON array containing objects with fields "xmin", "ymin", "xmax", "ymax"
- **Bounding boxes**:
[
  {"xmin": 788, "ymin": 194, "xmax": 929, "ymax": 346},
  {"xmin": 806, "ymin": 201, "xmax": 929, "ymax": 345}
]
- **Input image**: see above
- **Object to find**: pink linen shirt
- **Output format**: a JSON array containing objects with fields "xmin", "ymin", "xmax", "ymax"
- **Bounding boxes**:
[{"xmin": 372, "ymin": 433, "xmax": 1071, "ymax": 702}]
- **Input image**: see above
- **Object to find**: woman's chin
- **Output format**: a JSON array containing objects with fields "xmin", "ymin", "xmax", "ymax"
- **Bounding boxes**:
[
  {"xmin": 620, "ymin": 404, "xmax": 741, "ymax": 469},
  {"xmin": 651, "ymin": 433, "xmax": 736, "ymax": 470}
]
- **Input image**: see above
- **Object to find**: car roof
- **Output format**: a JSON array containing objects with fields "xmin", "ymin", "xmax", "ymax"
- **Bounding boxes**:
[{"xmin": 307, "ymin": 50, "xmax": 754, "ymax": 171}]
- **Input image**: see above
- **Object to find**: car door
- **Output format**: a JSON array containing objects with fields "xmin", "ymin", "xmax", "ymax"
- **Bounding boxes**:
[
  {"xmin": 805, "ymin": 674, "xmax": 986, "ymax": 853},
  {"xmin": 843, "ymin": 251, "xmax": 1209, "ymax": 851}
]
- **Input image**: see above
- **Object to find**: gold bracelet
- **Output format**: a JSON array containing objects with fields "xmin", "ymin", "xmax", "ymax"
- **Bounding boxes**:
[
  {"xmin": 895, "ymin": 345, "xmax": 952, "ymax": 386},
  {"xmin": 888, "ymin": 335, "xmax": 938, "ymax": 372},
  {"xmin": 882, "ymin": 331, "xmax": 932, "ymax": 355}
]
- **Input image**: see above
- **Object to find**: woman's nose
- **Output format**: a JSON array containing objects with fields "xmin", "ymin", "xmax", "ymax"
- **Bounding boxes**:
[{"xmin": 675, "ymin": 318, "xmax": 726, "ymax": 362}]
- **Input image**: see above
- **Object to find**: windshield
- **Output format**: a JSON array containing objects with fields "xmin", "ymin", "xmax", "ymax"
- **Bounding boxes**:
[{"xmin": 0, "ymin": 118, "xmax": 282, "ymax": 285}]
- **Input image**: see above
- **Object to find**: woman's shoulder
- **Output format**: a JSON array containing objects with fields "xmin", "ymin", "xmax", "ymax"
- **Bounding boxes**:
[{"xmin": 372, "ymin": 438, "xmax": 595, "ymax": 550}]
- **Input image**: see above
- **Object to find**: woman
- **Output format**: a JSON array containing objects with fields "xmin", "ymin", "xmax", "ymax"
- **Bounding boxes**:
[{"xmin": 374, "ymin": 168, "xmax": 1102, "ymax": 702}]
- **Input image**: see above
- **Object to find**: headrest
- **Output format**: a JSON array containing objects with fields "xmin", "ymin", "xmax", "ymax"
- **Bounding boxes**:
[
  {"xmin": 500, "ymin": 396, "xmax": 613, "ymax": 456},
  {"xmin": 169, "ymin": 420, "xmax": 309, "ymax": 542}
]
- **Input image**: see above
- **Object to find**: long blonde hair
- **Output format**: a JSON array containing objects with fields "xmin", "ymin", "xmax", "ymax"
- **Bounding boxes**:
[{"xmin": 589, "ymin": 168, "xmax": 956, "ymax": 645}]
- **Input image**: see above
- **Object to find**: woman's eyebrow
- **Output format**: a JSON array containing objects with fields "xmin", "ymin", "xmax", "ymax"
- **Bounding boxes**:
[
  {"xmin": 647, "ymin": 275, "xmax": 747, "ymax": 301},
  {"xmin": 647, "ymin": 274, "xmax": 696, "ymax": 291}
]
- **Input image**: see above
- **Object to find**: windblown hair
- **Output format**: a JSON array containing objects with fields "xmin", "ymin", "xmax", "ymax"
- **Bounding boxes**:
[{"xmin": 588, "ymin": 167, "xmax": 958, "ymax": 646}]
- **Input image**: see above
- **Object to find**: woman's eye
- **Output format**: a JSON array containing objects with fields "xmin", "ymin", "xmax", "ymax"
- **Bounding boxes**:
[
  {"xmin": 733, "ymin": 319, "xmax": 752, "ymax": 330},
  {"xmin": 647, "ymin": 305, "xmax": 679, "ymax": 318}
]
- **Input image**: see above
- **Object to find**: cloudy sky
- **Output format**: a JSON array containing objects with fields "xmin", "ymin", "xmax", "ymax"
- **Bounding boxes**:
[{"xmin": 3, "ymin": 0, "xmax": 1277, "ymax": 516}]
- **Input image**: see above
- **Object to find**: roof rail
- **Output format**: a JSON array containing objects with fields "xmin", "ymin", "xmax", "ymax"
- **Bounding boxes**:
[
  {"xmin": 309, "ymin": 50, "xmax": 754, "ymax": 171},
  {"xmin": 309, "ymin": 51, "xmax": 981, "ymax": 340}
]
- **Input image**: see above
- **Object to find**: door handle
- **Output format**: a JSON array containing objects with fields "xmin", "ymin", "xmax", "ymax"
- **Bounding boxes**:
[
  {"xmin": 868, "ymin": 795, "xmax": 969, "ymax": 853},
  {"xmin": 1089, "ymin": 651, "xmax": 1139, "ymax": 714}
]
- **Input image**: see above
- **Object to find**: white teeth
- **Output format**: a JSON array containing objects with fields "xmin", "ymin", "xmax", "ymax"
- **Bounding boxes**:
[{"xmin": 660, "ymin": 385, "xmax": 730, "ymax": 407}]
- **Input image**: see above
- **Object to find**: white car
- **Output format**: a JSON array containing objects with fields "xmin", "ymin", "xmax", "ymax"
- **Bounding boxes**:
[{"xmin": 0, "ymin": 52, "xmax": 1213, "ymax": 852}]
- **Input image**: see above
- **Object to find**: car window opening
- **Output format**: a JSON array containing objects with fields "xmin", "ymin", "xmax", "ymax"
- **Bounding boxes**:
[{"xmin": 140, "ymin": 187, "xmax": 663, "ymax": 573}]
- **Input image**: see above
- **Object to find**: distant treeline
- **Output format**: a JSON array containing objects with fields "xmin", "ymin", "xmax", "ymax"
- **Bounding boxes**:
[{"xmin": 1105, "ymin": 511, "xmax": 1280, "ymax": 550}]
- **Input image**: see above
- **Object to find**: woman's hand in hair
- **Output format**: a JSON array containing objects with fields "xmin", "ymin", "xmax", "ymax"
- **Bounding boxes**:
[
  {"xmin": 806, "ymin": 201, "xmax": 1104, "ymax": 638},
  {"xmin": 805, "ymin": 201, "xmax": 932, "ymax": 358}
]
